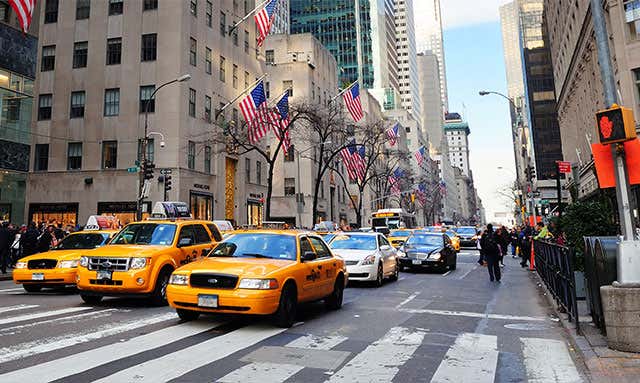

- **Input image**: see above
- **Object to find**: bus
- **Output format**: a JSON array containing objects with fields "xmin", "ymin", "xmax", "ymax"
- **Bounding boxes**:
[{"xmin": 371, "ymin": 209, "xmax": 417, "ymax": 230}]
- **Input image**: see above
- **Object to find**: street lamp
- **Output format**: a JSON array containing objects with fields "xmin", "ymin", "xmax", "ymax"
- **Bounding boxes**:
[
  {"xmin": 137, "ymin": 74, "xmax": 191, "ymax": 219},
  {"xmin": 294, "ymin": 141, "xmax": 332, "ymax": 228}
]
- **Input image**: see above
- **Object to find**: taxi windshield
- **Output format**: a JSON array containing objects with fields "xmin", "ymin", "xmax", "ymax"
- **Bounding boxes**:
[
  {"xmin": 55, "ymin": 233, "xmax": 108, "ymax": 250},
  {"xmin": 110, "ymin": 223, "xmax": 176, "ymax": 246},
  {"xmin": 406, "ymin": 235, "xmax": 442, "ymax": 247},
  {"xmin": 329, "ymin": 235, "xmax": 377, "ymax": 250},
  {"xmin": 456, "ymin": 227, "xmax": 476, "ymax": 235},
  {"xmin": 209, "ymin": 233, "xmax": 297, "ymax": 260},
  {"xmin": 390, "ymin": 230, "xmax": 412, "ymax": 237}
]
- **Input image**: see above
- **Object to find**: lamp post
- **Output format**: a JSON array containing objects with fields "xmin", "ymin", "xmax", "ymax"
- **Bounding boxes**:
[
  {"xmin": 137, "ymin": 74, "xmax": 191, "ymax": 220},
  {"xmin": 294, "ymin": 141, "xmax": 332, "ymax": 228}
]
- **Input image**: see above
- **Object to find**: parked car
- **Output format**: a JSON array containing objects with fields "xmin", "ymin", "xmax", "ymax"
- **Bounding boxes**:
[{"xmin": 397, "ymin": 232, "xmax": 457, "ymax": 273}]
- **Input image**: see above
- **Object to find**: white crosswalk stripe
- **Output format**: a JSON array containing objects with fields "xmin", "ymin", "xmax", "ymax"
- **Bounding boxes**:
[
  {"xmin": 0, "ymin": 306, "xmax": 92, "ymax": 326},
  {"xmin": 286, "ymin": 334, "xmax": 348, "ymax": 350},
  {"xmin": 0, "ymin": 308, "xmax": 120, "ymax": 335},
  {"xmin": 0, "ymin": 304, "xmax": 38, "ymax": 314},
  {"xmin": 430, "ymin": 333, "xmax": 499, "ymax": 383},
  {"xmin": 521, "ymin": 337, "xmax": 584, "ymax": 383}
]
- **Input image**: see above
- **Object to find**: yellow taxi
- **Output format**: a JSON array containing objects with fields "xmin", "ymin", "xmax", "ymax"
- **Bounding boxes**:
[
  {"xmin": 13, "ymin": 229, "xmax": 116, "ymax": 292},
  {"xmin": 387, "ymin": 229, "xmax": 413, "ymax": 249},
  {"xmin": 445, "ymin": 230, "xmax": 461, "ymax": 253},
  {"xmin": 76, "ymin": 203, "xmax": 223, "ymax": 305},
  {"xmin": 166, "ymin": 230, "xmax": 348, "ymax": 327}
]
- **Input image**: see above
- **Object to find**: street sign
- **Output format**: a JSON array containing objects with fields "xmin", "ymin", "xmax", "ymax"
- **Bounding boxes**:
[
  {"xmin": 127, "ymin": 167, "xmax": 138, "ymax": 173},
  {"xmin": 595, "ymin": 104, "xmax": 636, "ymax": 144},
  {"xmin": 541, "ymin": 199, "xmax": 549, "ymax": 205},
  {"xmin": 160, "ymin": 169, "xmax": 173, "ymax": 175},
  {"xmin": 557, "ymin": 161, "xmax": 571, "ymax": 174}
]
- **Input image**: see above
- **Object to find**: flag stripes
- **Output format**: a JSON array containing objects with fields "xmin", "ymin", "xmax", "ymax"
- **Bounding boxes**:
[
  {"xmin": 342, "ymin": 82, "xmax": 364, "ymax": 122},
  {"xmin": 8, "ymin": 0, "xmax": 35, "ymax": 33}
]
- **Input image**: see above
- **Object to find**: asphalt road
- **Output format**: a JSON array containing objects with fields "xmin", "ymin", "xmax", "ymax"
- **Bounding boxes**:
[{"xmin": 0, "ymin": 249, "xmax": 588, "ymax": 382}]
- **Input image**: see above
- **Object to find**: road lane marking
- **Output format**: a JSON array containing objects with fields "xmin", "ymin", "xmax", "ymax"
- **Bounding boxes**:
[
  {"xmin": 0, "ymin": 318, "xmax": 218, "ymax": 382},
  {"xmin": 0, "ymin": 304, "xmax": 39, "ymax": 314},
  {"xmin": 521, "ymin": 337, "xmax": 583, "ymax": 383},
  {"xmin": 0, "ymin": 312, "xmax": 176, "ymax": 363},
  {"xmin": 399, "ymin": 308, "xmax": 548, "ymax": 322},
  {"xmin": 0, "ymin": 309, "xmax": 120, "ymax": 335},
  {"xmin": 442, "ymin": 270, "xmax": 452, "ymax": 277},
  {"xmin": 0, "ymin": 306, "xmax": 90, "ymax": 325},
  {"xmin": 0, "ymin": 287, "xmax": 26, "ymax": 293},
  {"xmin": 430, "ymin": 333, "xmax": 499, "ymax": 383},
  {"xmin": 93, "ymin": 325, "xmax": 287, "ymax": 383},
  {"xmin": 217, "ymin": 362, "xmax": 304, "ymax": 383},
  {"xmin": 286, "ymin": 334, "xmax": 348, "ymax": 350},
  {"xmin": 327, "ymin": 326, "xmax": 426, "ymax": 383},
  {"xmin": 395, "ymin": 292, "xmax": 420, "ymax": 309},
  {"xmin": 456, "ymin": 264, "xmax": 478, "ymax": 280}
]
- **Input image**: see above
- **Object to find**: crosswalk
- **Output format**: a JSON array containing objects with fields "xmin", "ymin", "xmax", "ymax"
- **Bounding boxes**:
[{"xmin": 0, "ymin": 303, "xmax": 585, "ymax": 382}]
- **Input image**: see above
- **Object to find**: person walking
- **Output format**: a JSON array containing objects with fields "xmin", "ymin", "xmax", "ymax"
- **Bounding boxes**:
[
  {"xmin": 481, "ymin": 224, "xmax": 501, "ymax": 282},
  {"xmin": 476, "ymin": 229, "xmax": 484, "ymax": 265},
  {"xmin": 0, "ymin": 223, "xmax": 10, "ymax": 274},
  {"xmin": 21, "ymin": 222, "xmax": 39, "ymax": 257}
]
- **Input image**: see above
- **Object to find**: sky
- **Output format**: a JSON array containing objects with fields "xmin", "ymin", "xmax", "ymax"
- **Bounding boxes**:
[{"xmin": 440, "ymin": 0, "xmax": 517, "ymax": 222}]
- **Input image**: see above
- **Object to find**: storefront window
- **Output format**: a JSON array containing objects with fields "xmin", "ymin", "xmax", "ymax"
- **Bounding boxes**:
[
  {"xmin": 247, "ymin": 201, "xmax": 263, "ymax": 226},
  {"xmin": 190, "ymin": 192, "xmax": 212, "ymax": 220},
  {"xmin": 29, "ymin": 203, "xmax": 79, "ymax": 228},
  {"xmin": 97, "ymin": 201, "xmax": 148, "ymax": 226}
]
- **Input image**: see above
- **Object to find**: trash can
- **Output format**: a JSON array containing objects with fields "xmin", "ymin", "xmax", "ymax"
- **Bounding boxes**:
[
  {"xmin": 592, "ymin": 237, "xmax": 619, "ymax": 332},
  {"xmin": 583, "ymin": 237, "xmax": 598, "ymax": 316}
]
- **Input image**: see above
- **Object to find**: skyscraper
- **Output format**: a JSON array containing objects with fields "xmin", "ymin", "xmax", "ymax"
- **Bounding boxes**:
[{"xmin": 394, "ymin": 0, "xmax": 421, "ymax": 121}]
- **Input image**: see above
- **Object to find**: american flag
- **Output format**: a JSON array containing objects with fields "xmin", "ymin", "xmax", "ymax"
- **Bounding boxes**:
[
  {"xmin": 414, "ymin": 146, "xmax": 426, "ymax": 166},
  {"xmin": 239, "ymin": 81, "xmax": 273, "ymax": 144},
  {"xmin": 439, "ymin": 180, "xmax": 447, "ymax": 196},
  {"xmin": 388, "ymin": 168, "xmax": 404, "ymax": 195},
  {"xmin": 386, "ymin": 123, "xmax": 399, "ymax": 146},
  {"xmin": 340, "ymin": 141, "xmax": 366, "ymax": 181},
  {"xmin": 416, "ymin": 183, "xmax": 427, "ymax": 203},
  {"xmin": 271, "ymin": 93, "xmax": 291, "ymax": 154},
  {"xmin": 8, "ymin": 0, "xmax": 35, "ymax": 32},
  {"xmin": 254, "ymin": 0, "xmax": 279, "ymax": 47},
  {"xmin": 342, "ymin": 82, "xmax": 364, "ymax": 122}
]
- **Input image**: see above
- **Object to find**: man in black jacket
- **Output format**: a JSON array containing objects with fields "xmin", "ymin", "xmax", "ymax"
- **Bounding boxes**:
[
  {"xmin": 21, "ymin": 222, "xmax": 40, "ymax": 257},
  {"xmin": 480, "ymin": 224, "xmax": 501, "ymax": 282}
]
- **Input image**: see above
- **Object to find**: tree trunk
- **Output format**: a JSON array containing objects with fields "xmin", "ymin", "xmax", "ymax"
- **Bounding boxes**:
[
  {"xmin": 266, "ymin": 161, "xmax": 275, "ymax": 220},
  {"xmin": 311, "ymin": 158, "xmax": 324, "ymax": 226},
  {"xmin": 356, "ymin": 185, "xmax": 365, "ymax": 228}
]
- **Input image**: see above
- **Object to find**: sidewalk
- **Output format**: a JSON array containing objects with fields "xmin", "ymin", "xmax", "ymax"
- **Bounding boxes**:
[
  {"xmin": 533, "ymin": 271, "xmax": 640, "ymax": 382},
  {"xmin": 0, "ymin": 269, "xmax": 13, "ymax": 281}
]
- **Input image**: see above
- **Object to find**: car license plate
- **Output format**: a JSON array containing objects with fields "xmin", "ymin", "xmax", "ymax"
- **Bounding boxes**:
[
  {"xmin": 412, "ymin": 259, "xmax": 422, "ymax": 265},
  {"xmin": 97, "ymin": 270, "xmax": 112, "ymax": 280},
  {"xmin": 31, "ymin": 273, "xmax": 44, "ymax": 281},
  {"xmin": 198, "ymin": 294, "xmax": 218, "ymax": 308}
]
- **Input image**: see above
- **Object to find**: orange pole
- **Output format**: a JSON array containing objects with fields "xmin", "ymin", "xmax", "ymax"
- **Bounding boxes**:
[{"xmin": 529, "ymin": 240, "xmax": 535, "ymax": 270}]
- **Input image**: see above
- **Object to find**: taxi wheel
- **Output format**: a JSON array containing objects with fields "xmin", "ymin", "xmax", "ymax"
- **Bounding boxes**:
[
  {"xmin": 389, "ymin": 262, "xmax": 399, "ymax": 282},
  {"xmin": 325, "ymin": 277, "xmax": 344, "ymax": 310},
  {"xmin": 80, "ymin": 294, "xmax": 102, "ymax": 304},
  {"xmin": 274, "ymin": 284, "xmax": 297, "ymax": 328},
  {"xmin": 150, "ymin": 268, "xmax": 172, "ymax": 307},
  {"xmin": 176, "ymin": 309, "xmax": 200, "ymax": 321},
  {"xmin": 23, "ymin": 284, "xmax": 42, "ymax": 293},
  {"xmin": 374, "ymin": 263, "xmax": 384, "ymax": 287}
]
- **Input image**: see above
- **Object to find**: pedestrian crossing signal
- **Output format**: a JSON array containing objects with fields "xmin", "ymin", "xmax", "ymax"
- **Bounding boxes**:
[{"xmin": 596, "ymin": 104, "xmax": 636, "ymax": 145}]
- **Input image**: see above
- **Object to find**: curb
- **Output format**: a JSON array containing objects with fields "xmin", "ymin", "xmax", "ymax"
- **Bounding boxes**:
[{"xmin": 0, "ymin": 274, "xmax": 13, "ymax": 281}]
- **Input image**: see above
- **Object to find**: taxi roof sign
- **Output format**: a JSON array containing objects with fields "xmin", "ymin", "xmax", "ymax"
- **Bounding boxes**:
[
  {"xmin": 85, "ymin": 215, "xmax": 119, "ymax": 231},
  {"xmin": 151, "ymin": 202, "xmax": 192, "ymax": 219}
]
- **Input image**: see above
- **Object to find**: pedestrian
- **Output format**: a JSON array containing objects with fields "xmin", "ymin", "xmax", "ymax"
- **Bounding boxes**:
[
  {"xmin": 510, "ymin": 228, "xmax": 518, "ymax": 258},
  {"xmin": 0, "ymin": 223, "xmax": 10, "ymax": 274},
  {"xmin": 476, "ymin": 229, "xmax": 484, "ymax": 265},
  {"xmin": 519, "ymin": 225, "xmax": 533, "ymax": 268},
  {"xmin": 480, "ymin": 224, "xmax": 501, "ymax": 282},
  {"xmin": 534, "ymin": 222, "xmax": 552, "ymax": 241},
  {"xmin": 10, "ymin": 226, "xmax": 23, "ymax": 267},
  {"xmin": 37, "ymin": 225, "xmax": 56, "ymax": 253},
  {"xmin": 21, "ymin": 222, "xmax": 39, "ymax": 256}
]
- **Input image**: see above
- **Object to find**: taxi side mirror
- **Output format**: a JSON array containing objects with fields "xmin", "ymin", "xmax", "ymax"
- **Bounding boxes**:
[{"xmin": 301, "ymin": 251, "xmax": 317, "ymax": 262}]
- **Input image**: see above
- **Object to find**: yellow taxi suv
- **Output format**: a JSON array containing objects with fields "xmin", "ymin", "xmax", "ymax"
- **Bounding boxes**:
[
  {"xmin": 76, "ymin": 219, "xmax": 222, "ymax": 306},
  {"xmin": 13, "ymin": 230, "xmax": 116, "ymax": 292},
  {"xmin": 166, "ymin": 230, "xmax": 347, "ymax": 328},
  {"xmin": 388, "ymin": 229, "xmax": 413, "ymax": 249},
  {"xmin": 445, "ymin": 230, "xmax": 461, "ymax": 253}
]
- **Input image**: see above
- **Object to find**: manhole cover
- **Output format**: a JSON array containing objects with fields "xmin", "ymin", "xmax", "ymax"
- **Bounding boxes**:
[{"xmin": 504, "ymin": 323, "xmax": 551, "ymax": 331}]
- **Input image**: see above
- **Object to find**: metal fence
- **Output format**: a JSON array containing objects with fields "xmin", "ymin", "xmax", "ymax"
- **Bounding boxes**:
[{"xmin": 534, "ymin": 240, "xmax": 580, "ymax": 332}]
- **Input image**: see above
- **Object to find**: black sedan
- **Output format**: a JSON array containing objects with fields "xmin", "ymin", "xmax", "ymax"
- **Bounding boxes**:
[
  {"xmin": 397, "ymin": 233, "xmax": 457, "ymax": 273},
  {"xmin": 455, "ymin": 226, "xmax": 478, "ymax": 247}
]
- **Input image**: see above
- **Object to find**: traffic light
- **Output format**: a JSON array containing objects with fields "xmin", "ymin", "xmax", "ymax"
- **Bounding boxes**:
[
  {"xmin": 595, "ymin": 104, "xmax": 636, "ymax": 144},
  {"xmin": 164, "ymin": 174, "xmax": 172, "ymax": 192},
  {"xmin": 143, "ymin": 160, "xmax": 155, "ymax": 180},
  {"xmin": 525, "ymin": 166, "xmax": 536, "ymax": 181}
]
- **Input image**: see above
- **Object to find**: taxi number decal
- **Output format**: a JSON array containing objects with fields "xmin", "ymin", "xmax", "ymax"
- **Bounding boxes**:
[{"xmin": 306, "ymin": 269, "xmax": 321, "ymax": 282}]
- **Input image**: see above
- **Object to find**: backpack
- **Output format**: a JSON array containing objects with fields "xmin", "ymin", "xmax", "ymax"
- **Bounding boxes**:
[{"xmin": 481, "ymin": 233, "xmax": 500, "ymax": 254}]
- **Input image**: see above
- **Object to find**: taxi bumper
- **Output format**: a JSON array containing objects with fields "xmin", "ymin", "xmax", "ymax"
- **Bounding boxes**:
[
  {"xmin": 13, "ymin": 268, "xmax": 76, "ymax": 285},
  {"xmin": 76, "ymin": 267, "xmax": 155, "ymax": 295},
  {"xmin": 345, "ymin": 264, "xmax": 377, "ymax": 281},
  {"xmin": 167, "ymin": 284, "xmax": 281, "ymax": 315}
]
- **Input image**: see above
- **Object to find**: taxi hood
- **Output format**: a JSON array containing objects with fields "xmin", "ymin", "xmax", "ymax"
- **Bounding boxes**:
[
  {"xmin": 86, "ymin": 245, "xmax": 169, "ymax": 258},
  {"xmin": 178, "ymin": 256, "xmax": 295, "ymax": 278},
  {"xmin": 20, "ymin": 249, "xmax": 93, "ymax": 262}
]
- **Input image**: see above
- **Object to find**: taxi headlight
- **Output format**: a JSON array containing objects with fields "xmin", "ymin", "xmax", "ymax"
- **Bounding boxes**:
[
  {"xmin": 238, "ymin": 278, "xmax": 279, "ymax": 290},
  {"xmin": 15, "ymin": 261, "xmax": 27, "ymax": 269},
  {"xmin": 79, "ymin": 256, "xmax": 89, "ymax": 267},
  {"xmin": 58, "ymin": 260, "xmax": 79, "ymax": 268},
  {"xmin": 169, "ymin": 274, "xmax": 189, "ymax": 285},
  {"xmin": 430, "ymin": 253, "xmax": 442, "ymax": 260},
  {"xmin": 361, "ymin": 253, "xmax": 377, "ymax": 265},
  {"xmin": 130, "ymin": 257, "xmax": 149, "ymax": 269}
]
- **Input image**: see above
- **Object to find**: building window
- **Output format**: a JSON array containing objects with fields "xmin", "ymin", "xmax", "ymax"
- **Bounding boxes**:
[
  {"xmin": 283, "ymin": 80, "xmax": 293, "ymax": 97},
  {"xmin": 204, "ymin": 146, "xmax": 211, "ymax": 173},
  {"xmin": 141, "ymin": 33, "xmax": 157, "ymax": 61},
  {"xmin": 204, "ymin": 95, "xmax": 211, "ymax": 122},
  {"xmin": 137, "ymin": 138, "xmax": 155, "ymax": 163},
  {"xmin": 244, "ymin": 30, "xmax": 249, "ymax": 53},
  {"xmin": 232, "ymin": 29, "xmax": 238, "ymax": 46},
  {"xmin": 190, "ymin": 0, "xmax": 197, "ymax": 16},
  {"xmin": 76, "ymin": 0, "xmax": 90, "ymax": 19},
  {"xmin": 34, "ymin": 144, "xmax": 49, "ymax": 171},
  {"xmin": 265, "ymin": 81, "xmax": 270, "ymax": 98},
  {"xmin": 139, "ymin": 85, "xmax": 155, "ymax": 113},
  {"xmin": 72, "ymin": 41, "xmax": 88, "ymax": 68},
  {"xmin": 284, "ymin": 145, "xmax": 294, "ymax": 162},
  {"xmin": 188, "ymin": 141, "xmax": 195, "ymax": 169},
  {"xmin": 232, "ymin": 108, "xmax": 239, "ymax": 125},
  {"xmin": 634, "ymin": 69, "xmax": 640, "ymax": 104},
  {"xmin": 284, "ymin": 178, "xmax": 295, "ymax": 196},
  {"xmin": 220, "ymin": 11, "xmax": 226, "ymax": 36},
  {"xmin": 205, "ymin": 47, "xmax": 212, "ymax": 74},
  {"xmin": 245, "ymin": 158, "xmax": 251, "ymax": 182},
  {"xmin": 41, "ymin": 45, "xmax": 55, "ymax": 72},
  {"xmin": 189, "ymin": 38, "xmax": 198, "ymax": 66},
  {"xmin": 219, "ymin": 56, "xmax": 226, "ymax": 82},
  {"xmin": 256, "ymin": 161, "xmax": 262, "ymax": 185},
  {"xmin": 0, "ymin": 3, "xmax": 9, "ymax": 22},
  {"xmin": 109, "ymin": 0, "xmax": 123, "ymax": 15},
  {"xmin": 143, "ymin": 0, "xmax": 158, "ymax": 11},
  {"xmin": 232, "ymin": 64, "xmax": 238, "ymax": 89},
  {"xmin": 104, "ymin": 88, "xmax": 120, "ymax": 116},
  {"xmin": 188, "ymin": 88, "xmax": 196, "ymax": 117},
  {"xmin": 102, "ymin": 141, "xmax": 118, "ymax": 169},
  {"xmin": 106, "ymin": 38, "xmax": 122, "ymax": 65},
  {"xmin": 44, "ymin": 0, "xmax": 58, "ymax": 23},
  {"xmin": 265, "ymin": 50, "xmax": 274, "ymax": 64},
  {"xmin": 38, "ymin": 94, "xmax": 52, "ymax": 120},
  {"xmin": 70, "ymin": 91, "xmax": 85, "ymax": 118},
  {"xmin": 67, "ymin": 142, "xmax": 82, "ymax": 170},
  {"xmin": 206, "ymin": 1, "xmax": 212, "ymax": 27}
]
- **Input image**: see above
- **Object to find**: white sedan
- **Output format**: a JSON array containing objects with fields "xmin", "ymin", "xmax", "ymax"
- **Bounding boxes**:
[{"xmin": 328, "ymin": 232, "xmax": 399, "ymax": 287}]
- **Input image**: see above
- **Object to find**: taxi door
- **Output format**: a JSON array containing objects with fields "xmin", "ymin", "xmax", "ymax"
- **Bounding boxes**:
[
  {"xmin": 175, "ymin": 225, "xmax": 202, "ymax": 266},
  {"xmin": 299, "ymin": 236, "xmax": 325, "ymax": 301},
  {"xmin": 191, "ymin": 224, "xmax": 216, "ymax": 259},
  {"xmin": 307, "ymin": 236, "xmax": 338, "ymax": 295}
]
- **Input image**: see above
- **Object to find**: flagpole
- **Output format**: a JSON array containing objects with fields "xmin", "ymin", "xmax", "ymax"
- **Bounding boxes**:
[
  {"xmin": 329, "ymin": 81, "xmax": 357, "ymax": 104},
  {"xmin": 215, "ymin": 73, "xmax": 268, "ymax": 120},
  {"xmin": 228, "ymin": 0, "xmax": 273, "ymax": 36}
]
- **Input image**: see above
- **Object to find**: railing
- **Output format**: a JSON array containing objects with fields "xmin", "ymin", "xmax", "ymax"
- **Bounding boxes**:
[{"xmin": 534, "ymin": 240, "xmax": 580, "ymax": 333}]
